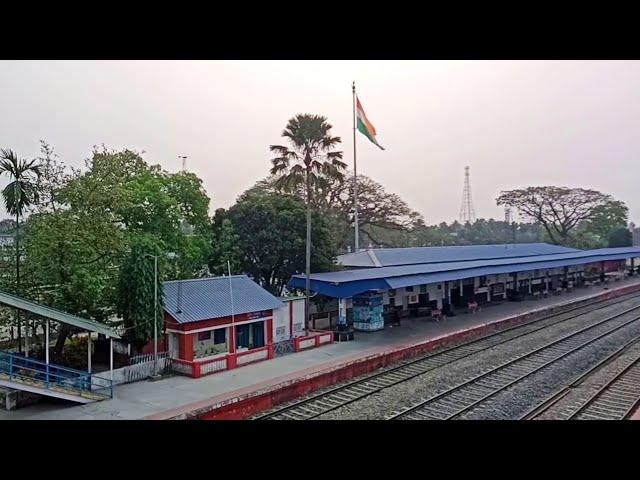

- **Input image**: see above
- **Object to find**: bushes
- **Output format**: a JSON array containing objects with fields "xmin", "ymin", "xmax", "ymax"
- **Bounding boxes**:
[{"xmin": 59, "ymin": 337, "xmax": 90, "ymax": 370}]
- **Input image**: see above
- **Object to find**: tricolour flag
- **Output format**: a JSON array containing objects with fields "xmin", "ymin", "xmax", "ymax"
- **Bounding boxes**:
[{"xmin": 356, "ymin": 97, "xmax": 385, "ymax": 150}]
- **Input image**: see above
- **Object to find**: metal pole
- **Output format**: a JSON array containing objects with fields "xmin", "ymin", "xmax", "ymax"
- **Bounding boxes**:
[
  {"xmin": 87, "ymin": 333, "xmax": 92, "ymax": 373},
  {"xmin": 45, "ymin": 319, "xmax": 49, "ymax": 365},
  {"xmin": 352, "ymin": 81, "xmax": 359, "ymax": 252},
  {"xmin": 154, "ymin": 255, "xmax": 158, "ymax": 376},
  {"xmin": 109, "ymin": 337, "xmax": 113, "ymax": 382},
  {"xmin": 25, "ymin": 319, "xmax": 29, "ymax": 358}
]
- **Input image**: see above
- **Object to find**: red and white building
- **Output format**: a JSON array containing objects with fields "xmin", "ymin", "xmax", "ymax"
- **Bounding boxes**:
[{"xmin": 164, "ymin": 276, "xmax": 332, "ymax": 378}]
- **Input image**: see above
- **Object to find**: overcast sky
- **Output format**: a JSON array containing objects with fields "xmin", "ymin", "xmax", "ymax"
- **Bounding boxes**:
[{"xmin": 1, "ymin": 60, "xmax": 639, "ymax": 224}]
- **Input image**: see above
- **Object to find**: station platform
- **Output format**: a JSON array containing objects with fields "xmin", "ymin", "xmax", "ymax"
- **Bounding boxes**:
[{"xmin": 3, "ymin": 277, "xmax": 640, "ymax": 420}]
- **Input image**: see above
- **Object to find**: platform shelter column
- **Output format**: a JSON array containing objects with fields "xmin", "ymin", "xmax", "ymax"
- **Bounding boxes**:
[{"xmin": 338, "ymin": 298, "xmax": 347, "ymax": 327}]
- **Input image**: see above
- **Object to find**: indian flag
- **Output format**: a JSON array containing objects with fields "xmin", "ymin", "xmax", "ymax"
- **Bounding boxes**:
[{"xmin": 356, "ymin": 97, "xmax": 385, "ymax": 150}]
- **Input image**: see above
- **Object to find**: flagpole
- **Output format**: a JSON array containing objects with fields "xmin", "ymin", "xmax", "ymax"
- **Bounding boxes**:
[{"xmin": 352, "ymin": 81, "xmax": 359, "ymax": 252}]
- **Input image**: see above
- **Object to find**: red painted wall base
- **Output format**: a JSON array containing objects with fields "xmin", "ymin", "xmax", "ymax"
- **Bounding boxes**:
[{"xmin": 161, "ymin": 283, "xmax": 640, "ymax": 420}]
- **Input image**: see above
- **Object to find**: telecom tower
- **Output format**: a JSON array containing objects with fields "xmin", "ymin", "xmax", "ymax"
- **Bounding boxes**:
[{"xmin": 459, "ymin": 166, "xmax": 476, "ymax": 223}]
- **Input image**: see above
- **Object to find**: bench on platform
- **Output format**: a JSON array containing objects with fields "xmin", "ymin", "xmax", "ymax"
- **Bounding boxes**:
[
  {"xmin": 431, "ymin": 309, "xmax": 444, "ymax": 322},
  {"xmin": 467, "ymin": 302, "xmax": 480, "ymax": 314}
]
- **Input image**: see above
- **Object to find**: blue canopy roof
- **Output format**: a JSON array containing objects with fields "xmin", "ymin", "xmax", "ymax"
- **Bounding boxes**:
[
  {"xmin": 290, "ymin": 246, "xmax": 640, "ymax": 298},
  {"xmin": 337, "ymin": 243, "xmax": 579, "ymax": 268},
  {"xmin": 164, "ymin": 275, "xmax": 283, "ymax": 324}
]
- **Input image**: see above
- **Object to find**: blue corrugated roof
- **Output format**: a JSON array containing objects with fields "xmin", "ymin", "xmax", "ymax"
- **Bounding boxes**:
[
  {"xmin": 163, "ymin": 275, "xmax": 283, "ymax": 324},
  {"xmin": 290, "ymin": 246, "xmax": 640, "ymax": 298},
  {"xmin": 337, "ymin": 243, "xmax": 580, "ymax": 268}
]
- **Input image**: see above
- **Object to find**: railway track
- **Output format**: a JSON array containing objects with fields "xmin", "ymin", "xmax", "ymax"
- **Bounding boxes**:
[
  {"xmin": 569, "ymin": 355, "xmax": 640, "ymax": 420},
  {"xmin": 387, "ymin": 304, "xmax": 640, "ymax": 420},
  {"xmin": 254, "ymin": 292, "xmax": 640, "ymax": 420},
  {"xmin": 522, "ymin": 337, "xmax": 640, "ymax": 420}
]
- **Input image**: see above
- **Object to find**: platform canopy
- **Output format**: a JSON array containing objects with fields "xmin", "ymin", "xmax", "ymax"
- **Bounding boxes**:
[
  {"xmin": 337, "ymin": 242, "xmax": 580, "ymax": 268},
  {"xmin": 291, "ymin": 246, "xmax": 640, "ymax": 298},
  {"xmin": 0, "ymin": 290, "xmax": 120, "ymax": 338}
]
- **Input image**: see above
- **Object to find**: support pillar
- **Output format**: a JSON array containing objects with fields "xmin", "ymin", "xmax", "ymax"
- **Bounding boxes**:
[
  {"xmin": 25, "ymin": 319, "xmax": 29, "ymax": 358},
  {"xmin": 338, "ymin": 298, "xmax": 347, "ymax": 327},
  {"xmin": 600, "ymin": 262, "xmax": 605, "ymax": 283},
  {"xmin": 227, "ymin": 326, "xmax": 237, "ymax": 370},
  {"xmin": 631, "ymin": 258, "xmax": 635, "ymax": 276},
  {"xmin": 335, "ymin": 297, "xmax": 354, "ymax": 341},
  {"xmin": 87, "ymin": 333, "xmax": 92, "ymax": 373},
  {"xmin": 45, "ymin": 319, "xmax": 50, "ymax": 364},
  {"xmin": 109, "ymin": 337, "xmax": 113, "ymax": 382}
]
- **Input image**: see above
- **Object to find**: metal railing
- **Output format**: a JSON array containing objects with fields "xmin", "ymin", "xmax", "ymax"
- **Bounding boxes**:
[
  {"xmin": 129, "ymin": 351, "xmax": 170, "ymax": 366},
  {"xmin": 0, "ymin": 350, "xmax": 113, "ymax": 401}
]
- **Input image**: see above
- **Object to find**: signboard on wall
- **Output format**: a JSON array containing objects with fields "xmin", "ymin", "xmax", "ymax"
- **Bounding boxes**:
[{"xmin": 246, "ymin": 310, "xmax": 271, "ymax": 320}]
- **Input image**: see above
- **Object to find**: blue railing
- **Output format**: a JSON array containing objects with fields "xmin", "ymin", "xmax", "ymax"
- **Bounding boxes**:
[{"xmin": 0, "ymin": 350, "xmax": 113, "ymax": 400}]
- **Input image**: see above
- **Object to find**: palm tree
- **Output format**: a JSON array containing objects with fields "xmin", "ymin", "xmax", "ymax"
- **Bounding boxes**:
[
  {"xmin": 270, "ymin": 114, "xmax": 345, "ymax": 329},
  {"xmin": 0, "ymin": 149, "xmax": 41, "ymax": 353}
]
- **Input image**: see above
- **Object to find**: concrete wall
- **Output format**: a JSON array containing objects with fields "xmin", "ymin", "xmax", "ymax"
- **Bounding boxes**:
[
  {"xmin": 0, "ymin": 387, "xmax": 42, "ymax": 411},
  {"xmin": 273, "ymin": 298, "xmax": 306, "ymax": 342},
  {"xmin": 106, "ymin": 356, "xmax": 172, "ymax": 386}
]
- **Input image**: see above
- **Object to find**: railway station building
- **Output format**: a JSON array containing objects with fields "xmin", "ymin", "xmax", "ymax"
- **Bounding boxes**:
[
  {"xmin": 163, "ymin": 275, "xmax": 329, "ymax": 378},
  {"xmin": 289, "ymin": 243, "xmax": 640, "ymax": 333}
]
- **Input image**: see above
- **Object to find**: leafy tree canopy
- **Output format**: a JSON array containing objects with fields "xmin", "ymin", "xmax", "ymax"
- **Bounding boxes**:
[
  {"xmin": 7, "ymin": 143, "xmax": 213, "ymax": 351},
  {"xmin": 223, "ymin": 189, "xmax": 337, "ymax": 295},
  {"xmin": 496, "ymin": 186, "xmax": 622, "ymax": 246}
]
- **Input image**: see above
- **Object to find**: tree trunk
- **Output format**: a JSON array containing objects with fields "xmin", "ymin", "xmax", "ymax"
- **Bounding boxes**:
[
  {"xmin": 15, "ymin": 210, "xmax": 21, "ymax": 353},
  {"xmin": 305, "ymin": 164, "xmax": 312, "ymax": 331},
  {"xmin": 54, "ymin": 324, "xmax": 71, "ymax": 356}
]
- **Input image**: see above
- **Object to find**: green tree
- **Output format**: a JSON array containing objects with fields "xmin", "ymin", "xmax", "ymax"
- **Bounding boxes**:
[
  {"xmin": 228, "ymin": 190, "xmax": 336, "ymax": 296},
  {"xmin": 0, "ymin": 148, "xmax": 42, "ymax": 352},
  {"xmin": 60, "ymin": 147, "xmax": 212, "ymax": 344},
  {"xmin": 608, "ymin": 227, "xmax": 632, "ymax": 248},
  {"xmin": 269, "ymin": 114, "xmax": 344, "ymax": 325},
  {"xmin": 209, "ymin": 211, "xmax": 242, "ymax": 276},
  {"xmin": 497, "ymin": 186, "xmax": 617, "ymax": 245},
  {"xmin": 582, "ymin": 200, "xmax": 629, "ymax": 241},
  {"xmin": 117, "ymin": 233, "xmax": 164, "ymax": 346},
  {"xmin": 247, "ymin": 173, "xmax": 423, "ymax": 251},
  {"xmin": 18, "ymin": 145, "xmax": 213, "ymax": 353},
  {"xmin": 23, "ymin": 207, "xmax": 125, "ymax": 355}
]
